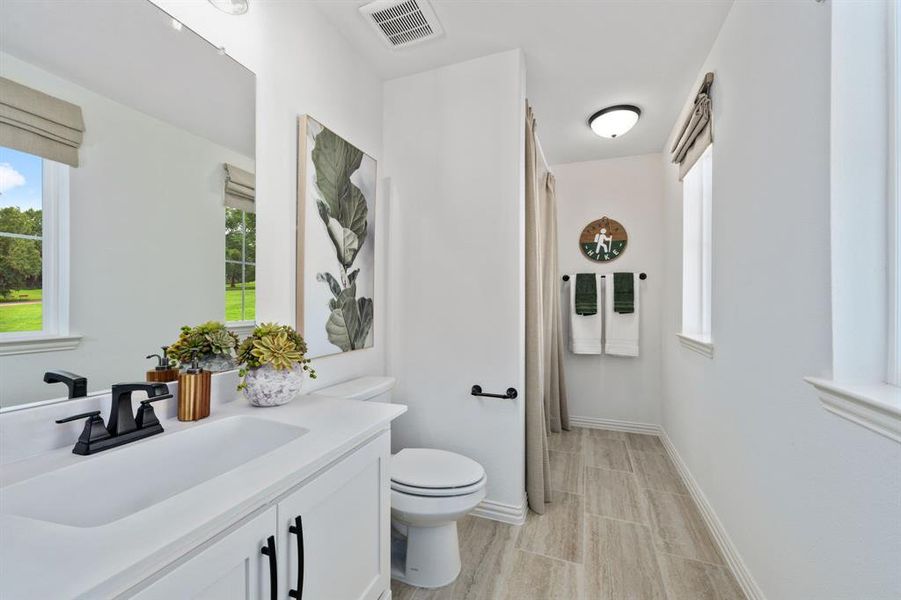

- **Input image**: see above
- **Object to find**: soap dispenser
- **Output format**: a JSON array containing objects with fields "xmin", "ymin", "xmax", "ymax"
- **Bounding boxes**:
[
  {"xmin": 146, "ymin": 347, "xmax": 179, "ymax": 383},
  {"xmin": 178, "ymin": 355, "xmax": 211, "ymax": 421}
]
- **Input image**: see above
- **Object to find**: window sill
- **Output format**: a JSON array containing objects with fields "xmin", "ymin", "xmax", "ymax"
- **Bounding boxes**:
[
  {"xmin": 0, "ymin": 334, "xmax": 82, "ymax": 356},
  {"xmin": 227, "ymin": 321, "xmax": 256, "ymax": 338},
  {"xmin": 677, "ymin": 333, "xmax": 714, "ymax": 358},
  {"xmin": 803, "ymin": 377, "xmax": 901, "ymax": 444}
]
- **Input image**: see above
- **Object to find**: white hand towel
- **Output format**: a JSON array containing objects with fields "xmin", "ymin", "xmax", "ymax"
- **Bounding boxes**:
[
  {"xmin": 604, "ymin": 273, "xmax": 640, "ymax": 357},
  {"xmin": 569, "ymin": 274, "xmax": 603, "ymax": 354}
]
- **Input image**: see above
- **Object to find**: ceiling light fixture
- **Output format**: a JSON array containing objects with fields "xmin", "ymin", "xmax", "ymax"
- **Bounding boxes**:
[
  {"xmin": 207, "ymin": 0, "xmax": 249, "ymax": 15},
  {"xmin": 171, "ymin": 18, "xmax": 183, "ymax": 31},
  {"xmin": 588, "ymin": 105, "xmax": 641, "ymax": 139}
]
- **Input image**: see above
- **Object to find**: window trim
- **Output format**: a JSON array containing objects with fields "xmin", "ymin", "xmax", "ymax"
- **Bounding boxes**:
[
  {"xmin": 888, "ymin": 0, "xmax": 901, "ymax": 387},
  {"xmin": 804, "ymin": 377, "xmax": 901, "ymax": 444},
  {"xmin": 40, "ymin": 159, "xmax": 68, "ymax": 337},
  {"xmin": 0, "ymin": 157, "xmax": 78, "ymax": 353},
  {"xmin": 226, "ymin": 321, "xmax": 256, "ymax": 338},
  {"xmin": 680, "ymin": 145, "xmax": 713, "ymax": 355},
  {"xmin": 677, "ymin": 333, "xmax": 714, "ymax": 358},
  {"xmin": 804, "ymin": 2, "xmax": 900, "ymax": 441}
]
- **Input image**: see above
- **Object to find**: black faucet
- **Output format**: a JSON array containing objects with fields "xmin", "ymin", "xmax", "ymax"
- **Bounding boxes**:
[
  {"xmin": 107, "ymin": 382, "xmax": 170, "ymax": 436},
  {"xmin": 44, "ymin": 370, "xmax": 88, "ymax": 399},
  {"xmin": 55, "ymin": 382, "xmax": 172, "ymax": 455}
]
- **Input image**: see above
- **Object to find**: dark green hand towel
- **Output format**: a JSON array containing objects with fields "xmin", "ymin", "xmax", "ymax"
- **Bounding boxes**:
[
  {"xmin": 613, "ymin": 272, "xmax": 634, "ymax": 314},
  {"xmin": 574, "ymin": 273, "xmax": 597, "ymax": 316}
]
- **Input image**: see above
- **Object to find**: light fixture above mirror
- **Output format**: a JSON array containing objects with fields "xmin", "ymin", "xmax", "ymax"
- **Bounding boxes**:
[
  {"xmin": 208, "ymin": 0, "xmax": 249, "ymax": 15},
  {"xmin": 588, "ymin": 105, "xmax": 641, "ymax": 139}
]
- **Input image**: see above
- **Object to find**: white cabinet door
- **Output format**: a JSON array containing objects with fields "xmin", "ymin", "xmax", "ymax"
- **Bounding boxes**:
[
  {"xmin": 277, "ymin": 431, "xmax": 391, "ymax": 600},
  {"xmin": 132, "ymin": 507, "xmax": 278, "ymax": 600}
]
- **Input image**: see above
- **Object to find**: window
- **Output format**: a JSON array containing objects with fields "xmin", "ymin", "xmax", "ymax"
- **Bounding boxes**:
[
  {"xmin": 225, "ymin": 206, "xmax": 255, "ymax": 324},
  {"xmin": 680, "ymin": 145, "xmax": 713, "ymax": 356},
  {"xmin": 805, "ymin": 2, "xmax": 900, "ymax": 440},
  {"xmin": 0, "ymin": 146, "xmax": 68, "ymax": 340}
]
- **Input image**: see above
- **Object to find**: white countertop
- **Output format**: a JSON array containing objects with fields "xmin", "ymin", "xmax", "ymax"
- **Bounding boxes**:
[{"xmin": 0, "ymin": 393, "xmax": 406, "ymax": 599}]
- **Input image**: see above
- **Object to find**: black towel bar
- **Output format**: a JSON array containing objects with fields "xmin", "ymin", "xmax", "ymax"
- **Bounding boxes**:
[
  {"xmin": 471, "ymin": 385, "xmax": 518, "ymax": 399},
  {"xmin": 562, "ymin": 273, "xmax": 646, "ymax": 281}
]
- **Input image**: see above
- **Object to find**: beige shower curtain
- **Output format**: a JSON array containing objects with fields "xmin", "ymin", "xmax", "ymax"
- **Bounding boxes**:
[
  {"xmin": 525, "ymin": 103, "xmax": 569, "ymax": 515},
  {"xmin": 542, "ymin": 173, "xmax": 570, "ymax": 434}
]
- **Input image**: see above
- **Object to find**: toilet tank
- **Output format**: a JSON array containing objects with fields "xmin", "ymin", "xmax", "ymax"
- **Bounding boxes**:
[{"xmin": 317, "ymin": 376, "xmax": 396, "ymax": 403}]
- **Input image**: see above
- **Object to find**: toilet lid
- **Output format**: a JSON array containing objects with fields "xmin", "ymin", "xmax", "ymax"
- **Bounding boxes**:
[{"xmin": 391, "ymin": 448, "xmax": 485, "ymax": 490}]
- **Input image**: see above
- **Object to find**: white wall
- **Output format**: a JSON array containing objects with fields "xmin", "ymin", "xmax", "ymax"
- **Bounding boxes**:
[
  {"xmin": 553, "ymin": 154, "xmax": 664, "ymax": 425},
  {"xmin": 660, "ymin": 2, "xmax": 901, "ymax": 598},
  {"xmin": 150, "ymin": 1, "xmax": 387, "ymax": 391},
  {"xmin": 382, "ymin": 50, "xmax": 527, "ymax": 513},
  {"xmin": 0, "ymin": 52, "xmax": 252, "ymax": 406}
]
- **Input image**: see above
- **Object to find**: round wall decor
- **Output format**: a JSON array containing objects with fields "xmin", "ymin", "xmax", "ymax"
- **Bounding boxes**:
[{"xmin": 579, "ymin": 216, "xmax": 628, "ymax": 262}]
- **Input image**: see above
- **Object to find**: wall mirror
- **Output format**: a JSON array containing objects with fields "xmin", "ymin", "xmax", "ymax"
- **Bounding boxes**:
[{"xmin": 0, "ymin": 0, "xmax": 256, "ymax": 407}]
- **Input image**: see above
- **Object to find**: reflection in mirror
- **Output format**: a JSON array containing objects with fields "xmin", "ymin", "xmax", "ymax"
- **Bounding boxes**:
[{"xmin": 0, "ymin": 0, "xmax": 255, "ymax": 408}]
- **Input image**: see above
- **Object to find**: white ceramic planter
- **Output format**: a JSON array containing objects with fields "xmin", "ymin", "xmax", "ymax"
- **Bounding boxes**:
[{"xmin": 243, "ymin": 364, "xmax": 305, "ymax": 407}]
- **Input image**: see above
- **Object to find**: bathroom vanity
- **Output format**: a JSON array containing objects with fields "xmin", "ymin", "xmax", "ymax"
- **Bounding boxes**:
[{"xmin": 0, "ymin": 383, "xmax": 405, "ymax": 599}]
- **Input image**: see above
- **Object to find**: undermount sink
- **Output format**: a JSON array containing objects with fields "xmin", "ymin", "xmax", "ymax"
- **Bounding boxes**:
[{"xmin": 0, "ymin": 416, "xmax": 307, "ymax": 528}]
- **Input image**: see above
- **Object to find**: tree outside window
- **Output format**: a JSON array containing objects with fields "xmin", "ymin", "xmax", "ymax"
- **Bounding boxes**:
[
  {"xmin": 0, "ymin": 148, "xmax": 44, "ymax": 333},
  {"xmin": 225, "ymin": 207, "xmax": 255, "ymax": 323}
]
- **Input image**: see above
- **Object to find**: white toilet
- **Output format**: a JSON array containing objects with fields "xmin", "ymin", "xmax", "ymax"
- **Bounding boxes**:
[{"xmin": 317, "ymin": 376, "xmax": 487, "ymax": 588}]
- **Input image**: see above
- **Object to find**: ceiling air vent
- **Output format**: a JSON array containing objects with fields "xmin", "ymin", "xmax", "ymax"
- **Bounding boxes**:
[{"xmin": 359, "ymin": 0, "xmax": 444, "ymax": 49}]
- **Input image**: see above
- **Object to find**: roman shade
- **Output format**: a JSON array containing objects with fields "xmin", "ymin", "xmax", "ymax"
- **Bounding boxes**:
[
  {"xmin": 672, "ymin": 72, "xmax": 714, "ymax": 180},
  {"xmin": 0, "ymin": 77, "xmax": 85, "ymax": 167},
  {"xmin": 224, "ymin": 163, "xmax": 255, "ymax": 212}
]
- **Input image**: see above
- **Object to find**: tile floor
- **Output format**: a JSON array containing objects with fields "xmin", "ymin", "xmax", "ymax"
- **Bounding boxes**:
[{"xmin": 392, "ymin": 427, "xmax": 745, "ymax": 600}]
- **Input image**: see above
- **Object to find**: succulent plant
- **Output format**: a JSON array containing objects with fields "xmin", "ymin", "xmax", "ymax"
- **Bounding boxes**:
[
  {"xmin": 167, "ymin": 321, "xmax": 239, "ymax": 364},
  {"xmin": 251, "ymin": 332, "xmax": 302, "ymax": 371},
  {"xmin": 236, "ymin": 323, "xmax": 315, "ymax": 390},
  {"xmin": 206, "ymin": 329, "xmax": 237, "ymax": 355}
]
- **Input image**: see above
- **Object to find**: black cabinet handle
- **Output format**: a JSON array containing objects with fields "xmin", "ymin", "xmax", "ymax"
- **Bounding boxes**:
[
  {"xmin": 260, "ymin": 535, "xmax": 277, "ymax": 600},
  {"xmin": 288, "ymin": 515, "xmax": 304, "ymax": 598}
]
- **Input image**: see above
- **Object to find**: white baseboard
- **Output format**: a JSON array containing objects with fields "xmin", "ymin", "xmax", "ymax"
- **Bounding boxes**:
[
  {"xmin": 660, "ymin": 431, "xmax": 765, "ymax": 600},
  {"xmin": 569, "ymin": 414, "xmax": 662, "ymax": 435},
  {"xmin": 471, "ymin": 494, "xmax": 527, "ymax": 525},
  {"xmin": 658, "ymin": 431, "xmax": 766, "ymax": 600},
  {"xmin": 572, "ymin": 415, "xmax": 765, "ymax": 600}
]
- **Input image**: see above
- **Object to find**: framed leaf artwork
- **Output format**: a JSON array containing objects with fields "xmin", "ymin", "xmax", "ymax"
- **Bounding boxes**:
[{"xmin": 296, "ymin": 116, "xmax": 376, "ymax": 358}]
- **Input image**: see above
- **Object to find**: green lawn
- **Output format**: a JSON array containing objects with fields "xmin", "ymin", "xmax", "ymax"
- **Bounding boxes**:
[
  {"xmin": 0, "ymin": 286, "xmax": 254, "ymax": 332},
  {"xmin": 0, "ymin": 289, "xmax": 43, "ymax": 332},
  {"xmin": 225, "ymin": 284, "xmax": 256, "ymax": 322},
  {"xmin": 0, "ymin": 302, "xmax": 42, "ymax": 332}
]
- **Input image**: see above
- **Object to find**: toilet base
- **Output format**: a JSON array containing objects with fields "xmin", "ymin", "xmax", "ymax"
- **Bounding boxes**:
[{"xmin": 391, "ymin": 520, "xmax": 462, "ymax": 588}]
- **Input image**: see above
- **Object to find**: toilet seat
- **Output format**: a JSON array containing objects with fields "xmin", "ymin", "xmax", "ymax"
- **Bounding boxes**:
[
  {"xmin": 391, "ymin": 475, "xmax": 486, "ymax": 497},
  {"xmin": 391, "ymin": 448, "xmax": 485, "ymax": 497}
]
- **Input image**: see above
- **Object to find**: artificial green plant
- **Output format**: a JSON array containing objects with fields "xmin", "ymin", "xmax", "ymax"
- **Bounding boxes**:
[
  {"xmin": 236, "ymin": 323, "xmax": 316, "ymax": 389},
  {"xmin": 166, "ymin": 321, "xmax": 239, "ymax": 364}
]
